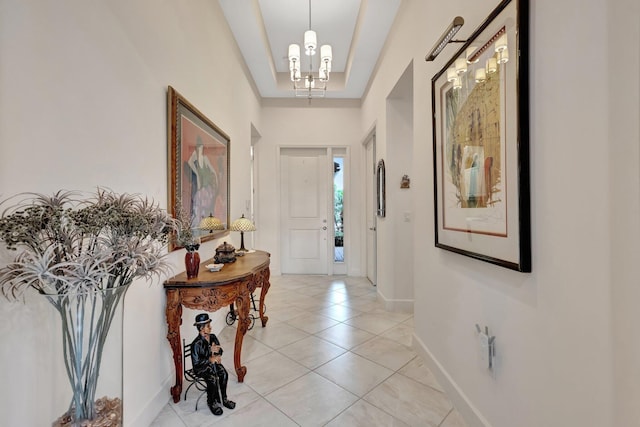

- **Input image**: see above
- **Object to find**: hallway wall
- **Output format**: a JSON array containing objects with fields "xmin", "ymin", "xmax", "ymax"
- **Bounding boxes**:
[
  {"xmin": 0, "ymin": 1, "xmax": 261, "ymax": 426},
  {"xmin": 361, "ymin": 0, "xmax": 639, "ymax": 426}
]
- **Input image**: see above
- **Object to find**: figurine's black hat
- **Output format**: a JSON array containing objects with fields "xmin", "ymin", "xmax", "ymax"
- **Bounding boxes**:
[{"xmin": 194, "ymin": 313, "xmax": 212, "ymax": 326}]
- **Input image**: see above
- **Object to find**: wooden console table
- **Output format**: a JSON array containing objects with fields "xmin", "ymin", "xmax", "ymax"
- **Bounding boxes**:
[{"xmin": 164, "ymin": 250, "xmax": 270, "ymax": 403}]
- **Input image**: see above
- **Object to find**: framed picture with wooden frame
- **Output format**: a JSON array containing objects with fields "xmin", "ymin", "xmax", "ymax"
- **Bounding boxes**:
[
  {"xmin": 167, "ymin": 86, "xmax": 230, "ymax": 251},
  {"xmin": 431, "ymin": 0, "xmax": 531, "ymax": 271}
]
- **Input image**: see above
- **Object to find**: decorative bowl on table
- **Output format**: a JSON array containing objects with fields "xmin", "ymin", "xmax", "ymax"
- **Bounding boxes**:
[
  {"xmin": 214, "ymin": 241, "xmax": 237, "ymax": 263},
  {"xmin": 205, "ymin": 263, "xmax": 224, "ymax": 272}
]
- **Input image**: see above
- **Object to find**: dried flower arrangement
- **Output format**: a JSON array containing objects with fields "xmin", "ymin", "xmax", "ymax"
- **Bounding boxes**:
[
  {"xmin": 173, "ymin": 200, "xmax": 201, "ymax": 252},
  {"xmin": 0, "ymin": 189, "xmax": 177, "ymax": 426}
]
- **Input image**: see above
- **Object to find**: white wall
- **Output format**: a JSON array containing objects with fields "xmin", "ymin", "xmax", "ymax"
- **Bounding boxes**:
[
  {"xmin": 362, "ymin": 0, "xmax": 639, "ymax": 426},
  {"xmin": 0, "ymin": 0, "xmax": 260, "ymax": 426},
  {"xmin": 256, "ymin": 100, "xmax": 364, "ymax": 277},
  {"xmin": 378, "ymin": 63, "xmax": 414, "ymax": 311}
]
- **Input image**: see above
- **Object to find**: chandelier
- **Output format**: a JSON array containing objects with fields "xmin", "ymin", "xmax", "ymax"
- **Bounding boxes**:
[{"xmin": 287, "ymin": 0, "xmax": 333, "ymax": 98}]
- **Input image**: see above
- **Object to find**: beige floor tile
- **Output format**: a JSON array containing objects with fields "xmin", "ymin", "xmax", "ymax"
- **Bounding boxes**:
[
  {"xmin": 286, "ymin": 294, "xmax": 323, "ymax": 311},
  {"xmin": 266, "ymin": 372, "xmax": 358, "ymax": 427},
  {"xmin": 339, "ymin": 297, "xmax": 383, "ymax": 312},
  {"xmin": 314, "ymin": 322, "xmax": 375, "ymax": 350},
  {"xmin": 313, "ymin": 290, "xmax": 349, "ymax": 305},
  {"xmin": 264, "ymin": 305, "xmax": 309, "ymax": 322},
  {"xmin": 398, "ymin": 356, "xmax": 444, "ymax": 392},
  {"xmin": 364, "ymin": 373, "xmax": 452, "ymax": 427},
  {"xmin": 229, "ymin": 335, "xmax": 274, "ymax": 363},
  {"xmin": 315, "ymin": 351, "xmax": 394, "ymax": 396},
  {"xmin": 210, "ymin": 397, "xmax": 299, "ymax": 427},
  {"xmin": 248, "ymin": 319, "xmax": 309, "ymax": 349},
  {"xmin": 284, "ymin": 311, "xmax": 340, "ymax": 334},
  {"xmin": 173, "ymin": 380, "xmax": 261, "ymax": 426},
  {"xmin": 242, "ymin": 351, "xmax": 309, "ymax": 395},
  {"xmin": 368, "ymin": 307, "xmax": 414, "ymax": 323},
  {"xmin": 380, "ymin": 322, "xmax": 414, "ymax": 347},
  {"xmin": 441, "ymin": 409, "xmax": 469, "ymax": 427},
  {"xmin": 149, "ymin": 404, "xmax": 186, "ymax": 427},
  {"xmin": 279, "ymin": 335, "xmax": 346, "ymax": 369},
  {"xmin": 314, "ymin": 303, "xmax": 363, "ymax": 322},
  {"xmin": 338, "ymin": 286, "xmax": 378, "ymax": 298},
  {"xmin": 352, "ymin": 336, "xmax": 416, "ymax": 371},
  {"xmin": 324, "ymin": 399, "xmax": 409, "ymax": 427},
  {"xmin": 345, "ymin": 312, "xmax": 400, "ymax": 335}
]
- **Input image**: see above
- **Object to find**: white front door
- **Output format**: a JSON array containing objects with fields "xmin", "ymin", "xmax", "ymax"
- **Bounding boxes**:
[
  {"xmin": 365, "ymin": 135, "xmax": 377, "ymax": 285},
  {"xmin": 280, "ymin": 147, "xmax": 329, "ymax": 274}
]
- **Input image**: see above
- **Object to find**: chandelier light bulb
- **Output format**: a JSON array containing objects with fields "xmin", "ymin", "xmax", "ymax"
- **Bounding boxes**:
[
  {"xmin": 455, "ymin": 58, "xmax": 467, "ymax": 75},
  {"xmin": 497, "ymin": 49, "xmax": 509, "ymax": 64},
  {"xmin": 453, "ymin": 77, "xmax": 462, "ymax": 90},
  {"xmin": 486, "ymin": 57, "xmax": 497, "ymax": 74},
  {"xmin": 288, "ymin": 44, "xmax": 300, "ymax": 61},
  {"xmin": 446, "ymin": 67, "xmax": 457, "ymax": 82},
  {"xmin": 304, "ymin": 30, "xmax": 317, "ymax": 55},
  {"xmin": 289, "ymin": 1, "xmax": 330, "ymax": 98},
  {"xmin": 495, "ymin": 34, "xmax": 507, "ymax": 53},
  {"xmin": 320, "ymin": 45, "xmax": 332, "ymax": 62},
  {"xmin": 475, "ymin": 68, "xmax": 486, "ymax": 83}
]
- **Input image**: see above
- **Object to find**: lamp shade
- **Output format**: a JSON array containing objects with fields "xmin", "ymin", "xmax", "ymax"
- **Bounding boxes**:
[
  {"xmin": 230, "ymin": 214, "xmax": 256, "ymax": 232},
  {"xmin": 304, "ymin": 30, "xmax": 317, "ymax": 55},
  {"xmin": 475, "ymin": 68, "xmax": 486, "ymax": 83},
  {"xmin": 320, "ymin": 45, "xmax": 332, "ymax": 62},
  {"xmin": 199, "ymin": 214, "xmax": 224, "ymax": 232},
  {"xmin": 288, "ymin": 44, "xmax": 300, "ymax": 61},
  {"xmin": 495, "ymin": 34, "xmax": 507, "ymax": 52},
  {"xmin": 486, "ymin": 57, "xmax": 497, "ymax": 74},
  {"xmin": 446, "ymin": 68, "xmax": 457, "ymax": 82},
  {"xmin": 497, "ymin": 49, "xmax": 509, "ymax": 64}
]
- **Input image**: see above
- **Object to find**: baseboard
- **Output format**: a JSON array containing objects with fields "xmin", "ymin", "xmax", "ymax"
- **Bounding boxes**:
[
  {"xmin": 412, "ymin": 333, "xmax": 493, "ymax": 427},
  {"xmin": 384, "ymin": 298, "xmax": 413, "ymax": 312},
  {"xmin": 376, "ymin": 291, "xmax": 414, "ymax": 312},
  {"xmin": 125, "ymin": 375, "xmax": 173, "ymax": 427}
]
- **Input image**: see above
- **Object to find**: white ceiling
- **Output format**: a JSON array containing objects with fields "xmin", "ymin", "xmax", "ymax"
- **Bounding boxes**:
[{"xmin": 218, "ymin": 0, "xmax": 401, "ymax": 99}]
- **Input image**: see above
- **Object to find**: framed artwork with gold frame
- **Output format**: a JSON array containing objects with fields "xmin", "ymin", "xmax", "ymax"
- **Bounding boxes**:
[{"xmin": 167, "ymin": 86, "xmax": 230, "ymax": 251}]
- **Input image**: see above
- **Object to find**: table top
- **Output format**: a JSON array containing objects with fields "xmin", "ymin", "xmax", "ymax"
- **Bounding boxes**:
[{"xmin": 164, "ymin": 250, "xmax": 270, "ymax": 289}]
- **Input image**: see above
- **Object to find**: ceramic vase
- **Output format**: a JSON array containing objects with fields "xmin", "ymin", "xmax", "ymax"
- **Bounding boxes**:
[{"xmin": 185, "ymin": 251, "xmax": 200, "ymax": 279}]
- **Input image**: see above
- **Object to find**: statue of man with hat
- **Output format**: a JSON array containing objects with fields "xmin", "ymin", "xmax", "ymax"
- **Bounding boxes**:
[{"xmin": 191, "ymin": 313, "xmax": 236, "ymax": 415}]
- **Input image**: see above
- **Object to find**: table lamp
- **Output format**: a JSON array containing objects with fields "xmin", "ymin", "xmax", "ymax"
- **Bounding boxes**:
[
  {"xmin": 199, "ymin": 213, "xmax": 224, "ymax": 233},
  {"xmin": 230, "ymin": 214, "xmax": 256, "ymax": 252}
]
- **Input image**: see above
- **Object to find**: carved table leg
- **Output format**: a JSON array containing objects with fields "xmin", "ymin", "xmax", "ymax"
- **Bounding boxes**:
[
  {"xmin": 165, "ymin": 289, "xmax": 183, "ymax": 403},
  {"xmin": 258, "ymin": 268, "xmax": 270, "ymax": 327},
  {"xmin": 233, "ymin": 279, "xmax": 255, "ymax": 382}
]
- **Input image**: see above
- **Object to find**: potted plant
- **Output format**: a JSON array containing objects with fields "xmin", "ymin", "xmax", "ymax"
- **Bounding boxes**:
[{"xmin": 0, "ymin": 189, "xmax": 176, "ymax": 426}]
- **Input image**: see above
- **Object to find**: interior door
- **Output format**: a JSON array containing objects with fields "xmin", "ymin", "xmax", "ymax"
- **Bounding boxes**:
[
  {"xmin": 280, "ymin": 147, "xmax": 329, "ymax": 274},
  {"xmin": 365, "ymin": 135, "xmax": 377, "ymax": 285}
]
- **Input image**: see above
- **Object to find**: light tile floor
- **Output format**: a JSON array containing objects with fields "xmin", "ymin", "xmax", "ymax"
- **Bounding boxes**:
[{"xmin": 151, "ymin": 275, "xmax": 468, "ymax": 427}]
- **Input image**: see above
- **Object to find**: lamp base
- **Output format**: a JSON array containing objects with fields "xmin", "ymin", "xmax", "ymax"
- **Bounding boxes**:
[{"xmin": 238, "ymin": 231, "xmax": 247, "ymax": 252}]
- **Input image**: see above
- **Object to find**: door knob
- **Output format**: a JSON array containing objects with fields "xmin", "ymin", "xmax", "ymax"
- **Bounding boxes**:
[
  {"xmin": 369, "ymin": 227, "xmax": 376, "ymax": 231},
  {"xmin": 322, "ymin": 226, "xmax": 327, "ymax": 230}
]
